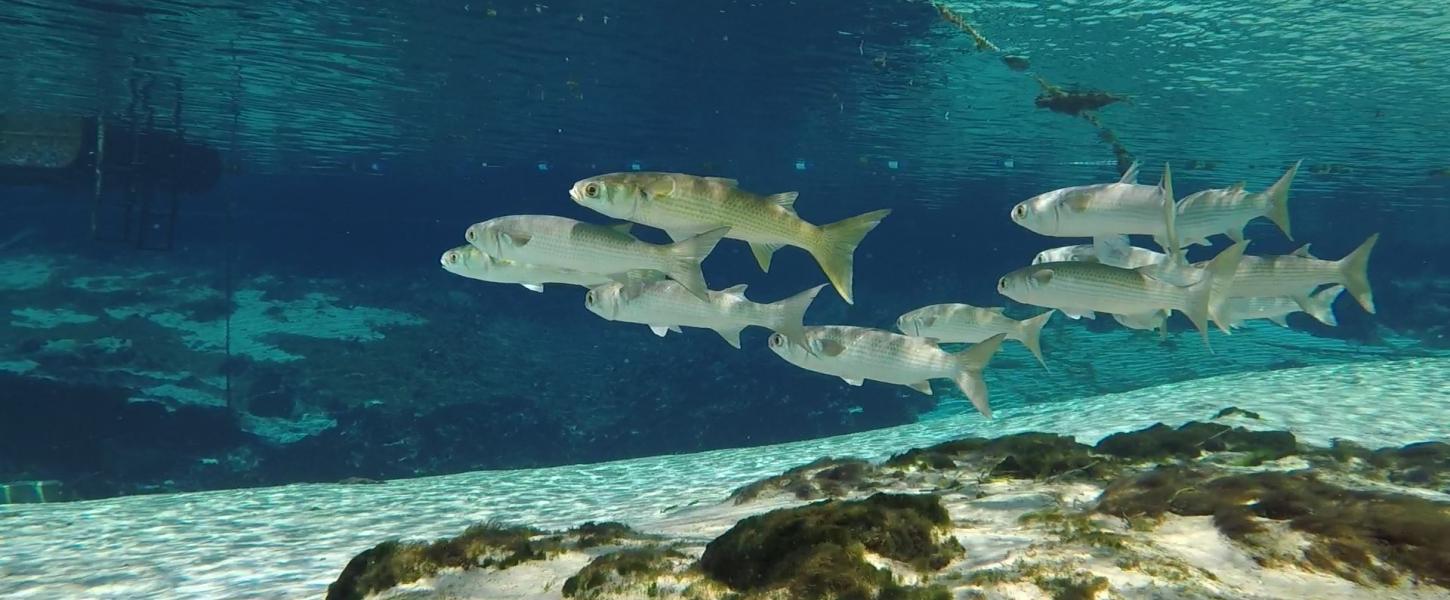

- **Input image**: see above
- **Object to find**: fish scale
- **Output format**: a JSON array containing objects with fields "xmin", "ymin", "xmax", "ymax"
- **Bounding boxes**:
[
  {"xmin": 1221, "ymin": 256, "xmax": 1336, "ymax": 298},
  {"xmin": 1036, "ymin": 262, "xmax": 1188, "ymax": 312}
]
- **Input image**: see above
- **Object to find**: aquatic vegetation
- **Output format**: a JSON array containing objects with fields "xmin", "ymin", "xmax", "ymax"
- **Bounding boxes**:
[
  {"xmin": 1093, "ymin": 421, "xmax": 1298, "ymax": 463},
  {"xmin": 885, "ymin": 432, "xmax": 1115, "ymax": 481},
  {"xmin": 571, "ymin": 521, "xmax": 653, "ymax": 549},
  {"xmin": 1018, "ymin": 508, "xmax": 1128, "ymax": 550},
  {"xmin": 1096, "ymin": 466, "xmax": 1450, "ymax": 587},
  {"xmin": 1316, "ymin": 439, "xmax": 1450, "ymax": 491},
  {"xmin": 699, "ymin": 493, "xmax": 962, "ymax": 598},
  {"xmin": 562, "ymin": 545, "xmax": 689, "ymax": 598},
  {"xmin": 326, "ymin": 521, "xmax": 564, "ymax": 600},
  {"xmin": 729, "ymin": 457, "xmax": 875, "ymax": 504}
]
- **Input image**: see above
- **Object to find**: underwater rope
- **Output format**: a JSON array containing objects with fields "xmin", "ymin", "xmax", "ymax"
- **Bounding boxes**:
[{"xmin": 932, "ymin": 2, "xmax": 1135, "ymax": 174}]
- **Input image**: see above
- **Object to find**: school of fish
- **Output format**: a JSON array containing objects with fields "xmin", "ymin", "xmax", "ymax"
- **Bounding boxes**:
[{"xmin": 440, "ymin": 161, "xmax": 1378, "ymax": 420}]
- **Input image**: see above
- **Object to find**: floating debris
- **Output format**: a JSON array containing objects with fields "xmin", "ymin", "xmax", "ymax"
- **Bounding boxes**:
[{"xmin": 1035, "ymin": 77, "xmax": 1129, "ymax": 116}]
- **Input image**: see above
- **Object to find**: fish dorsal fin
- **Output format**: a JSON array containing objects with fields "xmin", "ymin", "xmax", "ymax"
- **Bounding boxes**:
[
  {"xmin": 766, "ymin": 192, "xmax": 798, "ymax": 215},
  {"xmin": 705, "ymin": 176, "xmax": 740, "ymax": 188},
  {"xmin": 1227, "ymin": 181, "xmax": 1246, "ymax": 194},
  {"xmin": 607, "ymin": 222, "xmax": 634, "ymax": 235},
  {"xmin": 1118, "ymin": 161, "xmax": 1141, "ymax": 184},
  {"xmin": 721, "ymin": 284, "xmax": 749, "ymax": 297},
  {"xmin": 1291, "ymin": 244, "xmax": 1315, "ymax": 258},
  {"xmin": 907, "ymin": 381, "xmax": 933, "ymax": 395},
  {"xmin": 521, "ymin": 283, "xmax": 544, "ymax": 293}
]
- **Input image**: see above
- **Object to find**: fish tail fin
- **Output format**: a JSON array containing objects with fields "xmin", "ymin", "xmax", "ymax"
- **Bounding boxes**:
[
  {"xmin": 1017, "ymin": 310, "xmax": 1054, "ymax": 368},
  {"xmin": 810, "ymin": 209, "xmax": 892, "ymax": 304},
  {"xmin": 767, "ymin": 283, "xmax": 828, "ymax": 348},
  {"xmin": 664, "ymin": 226, "xmax": 730, "ymax": 301},
  {"xmin": 1301, "ymin": 284, "xmax": 1345, "ymax": 327},
  {"xmin": 950, "ymin": 333, "xmax": 1006, "ymax": 419},
  {"xmin": 1337, "ymin": 233, "xmax": 1379, "ymax": 313},
  {"xmin": 1261, "ymin": 160, "xmax": 1300, "ymax": 240}
]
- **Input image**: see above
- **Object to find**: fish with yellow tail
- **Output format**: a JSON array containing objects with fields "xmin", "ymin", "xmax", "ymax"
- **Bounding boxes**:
[
  {"xmin": 584, "ymin": 276, "xmax": 826, "ymax": 349},
  {"xmin": 1176, "ymin": 160, "xmax": 1300, "ymax": 246},
  {"xmin": 439, "ymin": 245, "xmax": 613, "ymax": 293},
  {"xmin": 767, "ymin": 327, "xmax": 1006, "ymax": 419},
  {"xmin": 569, "ymin": 172, "xmax": 891, "ymax": 304},
  {"xmin": 896, "ymin": 304, "xmax": 1054, "ymax": 368},
  {"xmin": 1192, "ymin": 234, "xmax": 1378, "ymax": 314},
  {"xmin": 1010, "ymin": 161, "xmax": 1180, "ymax": 251},
  {"xmin": 997, "ymin": 240, "xmax": 1249, "ymax": 349},
  {"xmin": 465, "ymin": 215, "xmax": 728, "ymax": 301}
]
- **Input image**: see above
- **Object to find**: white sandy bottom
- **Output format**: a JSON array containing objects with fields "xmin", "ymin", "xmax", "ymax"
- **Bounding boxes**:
[{"xmin": 1, "ymin": 358, "xmax": 1447, "ymax": 599}]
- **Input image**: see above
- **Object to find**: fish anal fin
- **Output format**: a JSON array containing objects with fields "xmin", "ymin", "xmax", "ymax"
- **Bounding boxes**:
[{"xmin": 907, "ymin": 381, "xmax": 933, "ymax": 395}]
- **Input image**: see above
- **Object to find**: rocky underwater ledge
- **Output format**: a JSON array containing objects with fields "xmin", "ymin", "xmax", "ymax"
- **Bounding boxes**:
[{"xmin": 326, "ymin": 409, "xmax": 1450, "ymax": 600}]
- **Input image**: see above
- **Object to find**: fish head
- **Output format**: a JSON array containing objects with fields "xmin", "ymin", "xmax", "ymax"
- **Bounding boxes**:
[
  {"xmin": 997, "ymin": 266, "xmax": 1056, "ymax": 304},
  {"xmin": 768, "ymin": 331, "xmax": 810, "ymax": 364},
  {"xmin": 894, "ymin": 308, "xmax": 935, "ymax": 336},
  {"xmin": 1010, "ymin": 189, "xmax": 1067, "ymax": 235},
  {"xmin": 439, "ymin": 245, "xmax": 475, "ymax": 276},
  {"xmin": 570, "ymin": 173, "xmax": 648, "ymax": 220},
  {"xmin": 583, "ymin": 283, "xmax": 624, "ymax": 321},
  {"xmin": 464, "ymin": 220, "xmax": 505, "ymax": 256}
]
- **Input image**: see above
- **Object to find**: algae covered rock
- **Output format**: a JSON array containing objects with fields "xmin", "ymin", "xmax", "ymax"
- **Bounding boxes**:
[
  {"xmin": 699, "ymin": 493, "xmax": 960, "ymax": 599},
  {"xmin": 729, "ymin": 457, "xmax": 875, "ymax": 504},
  {"xmin": 562, "ymin": 545, "xmax": 688, "ymax": 598},
  {"xmin": 886, "ymin": 432, "xmax": 1113, "ymax": 481},
  {"xmin": 1093, "ymin": 421, "xmax": 1297, "ymax": 463},
  {"xmin": 326, "ymin": 522, "xmax": 563, "ymax": 600},
  {"xmin": 1096, "ymin": 466, "xmax": 1450, "ymax": 587}
]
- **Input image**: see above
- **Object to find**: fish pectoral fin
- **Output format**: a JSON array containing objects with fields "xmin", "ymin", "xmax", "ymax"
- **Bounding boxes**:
[
  {"xmin": 501, "ymin": 231, "xmax": 531, "ymax": 248},
  {"xmin": 1092, "ymin": 234, "xmax": 1132, "ymax": 267},
  {"xmin": 840, "ymin": 377, "xmax": 864, "ymax": 386},
  {"xmin": 1064, "ymin": 191, "xmax": 1093, "ymax": 213},
  {"xmin": 645, "ymin": 177, "xmax": 677, "ymax": 198},
  {"xmin": 810, "ymin": 339, "xmax": 848, "ymax": 358},
  {"xmin": 748, "ymin": 242, "xmax": 784, "ymax": 272},
  {"xmin": 649, "ymin": 325, "xmax": 672, "ymax": 337},
  {"xmin": 520, "ymin": 283, "xmax": 544, "ymax": 293},
  {"xmin": 907, "ymin": 381, "xmax": 933, "ymax": 395},
  {"xmin": 713, "ymin": 327, "xmax": 744, "ymax": 349}
]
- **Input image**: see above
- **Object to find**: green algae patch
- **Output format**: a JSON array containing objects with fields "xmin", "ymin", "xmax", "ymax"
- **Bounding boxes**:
[
  {"xmin": 1319, "ymin": 439, "xmax": 1450, "ymax": 491},
  {"xmin": 569, "ymin": 521, "xmax": 653, "ymax": 549},
  {"xmin": 326, "ymin": 522, "xmax": 563, "ymax": 600},
  {"xmin": 886, "ymin": 432, "xmax": 1114, "ymax": 482},
  {"xmin": 562, "ymin": 545, "xmax": 688, "ymax": 598},
  {"xmin": 1096, "ymin": 466, "xmax": 1450, "ymax": 587},
  {"xmin": 729, "ymin": 457, "xmax": 875, "ymax": 504},
  {"xmin": 1093, "ymin": 421, "xmax": 1297, "ymax": 463},
  {"xmin": 699, "ymin": 493, "xmax": 961, "ymax": 599}
]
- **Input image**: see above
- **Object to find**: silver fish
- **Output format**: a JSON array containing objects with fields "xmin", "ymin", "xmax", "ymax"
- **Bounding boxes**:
[
  {"xmin": 896, "ymin": 304, "xmax": 1054, "ymax": 368},
  {"xmin": 1010, "ymin": 162, "xmax": 1179, "ymax": 250},
  {"xmin": 1222, "ymin": 285, "xmax": 1344, "ymax": 329},
  {"xmin": 465, "ymin": 215, "xmax": 728, "ymax": 301},
  {"xmin": 1193, "ymin": 234, "xmax": 1378, "ymax": 314},
  {"xmin": 768, "ymin": 326, "xmax": 1006, "ymax": 418},
  {"xmin": 1176, "ymin": 161, "xmax": 1299, "ymax": 246},
  {"xmin": 585, "ymin": 278, "xmax": 825, "ymax": 349},
  {"xmin": 439, "ymin": 244, "xmax": 612, "ymax": 293},
  {"xmin": 997, "ymin": 240, "xmax": 1248, "ymax": 348}
]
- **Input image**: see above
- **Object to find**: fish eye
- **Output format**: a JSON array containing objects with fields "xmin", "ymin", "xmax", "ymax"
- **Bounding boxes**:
[
  {"xmin": 585, "ymin": 290, "xmax": 595, "ymax": 305},
  {"xmin": 465, "ymin": 228, "xmax": 476, "ymax": 243},
  {"xmin": 997, "ymin": 277, "xmax": 1008, "ymax": 291},
  {"xmin": 1012, "ymin": 204, "xmax": 1027, "ymax": 220},
  {"xmin": 446, "ymin": 251, "xmax": 459, "ymax": 265},
  {"xmin": 769, "ymin": 333, "xmax": 783, "ymax": 348},
  {"xmin": 584, "ymin": 183, "xmax": 600, "ymax": 198}
]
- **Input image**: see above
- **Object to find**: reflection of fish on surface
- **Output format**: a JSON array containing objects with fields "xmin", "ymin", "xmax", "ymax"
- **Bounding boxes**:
[{"xmin": 768, "ymin": 326, "xmax": 1006, "ymax": 419}]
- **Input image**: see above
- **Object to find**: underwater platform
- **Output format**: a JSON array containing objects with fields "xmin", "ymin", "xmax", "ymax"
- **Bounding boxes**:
[{"xmin": 2, "ymin": 357, "xmax": 1447, "ymax": 599}]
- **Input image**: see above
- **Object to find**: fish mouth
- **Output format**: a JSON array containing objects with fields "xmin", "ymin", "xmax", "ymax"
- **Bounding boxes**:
[{"xmin": 567, "ymin": 186, "xmax": 581, "ymax": 202}]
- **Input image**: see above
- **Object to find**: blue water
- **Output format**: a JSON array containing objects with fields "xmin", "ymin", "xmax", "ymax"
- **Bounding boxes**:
[{"xmin": 1, "ymin": 0, "xmax": 1448, "ymax": 505}]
